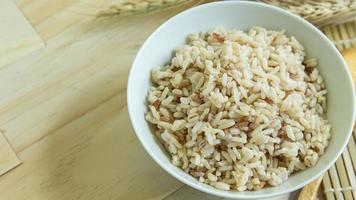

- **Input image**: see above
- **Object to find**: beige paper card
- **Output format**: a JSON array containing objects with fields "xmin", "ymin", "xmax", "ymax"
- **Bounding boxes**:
[{"xmin": 0, "ymin": 132, "xmax": 21, "ymax": 176}]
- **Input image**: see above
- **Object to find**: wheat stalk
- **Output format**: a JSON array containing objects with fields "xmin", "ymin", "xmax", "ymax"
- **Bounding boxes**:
[
  {"xmin": 97, "ymin": 0, "xmax": 356, "ymax": 27},
  {"xmin": 97, "ymin": 0, "xmax": 194, "ymax": 17},
  {"xmin": 260, "ymin": 0, "xmax": 356, "ymax": 27}
]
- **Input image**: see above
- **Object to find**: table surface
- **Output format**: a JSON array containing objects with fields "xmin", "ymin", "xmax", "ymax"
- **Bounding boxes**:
[
  {"xmin": 0, "ymin": 0, "xmax": 243, "ymax": 199},
  {"xmin": 1, "ymin": 1, "xmax": 352, "ymax": 200}
]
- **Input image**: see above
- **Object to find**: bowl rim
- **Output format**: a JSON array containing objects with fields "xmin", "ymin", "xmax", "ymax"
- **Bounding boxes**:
[{"xmin": 127, "ymin": 1, "xmax": 356, "ymax": 199}]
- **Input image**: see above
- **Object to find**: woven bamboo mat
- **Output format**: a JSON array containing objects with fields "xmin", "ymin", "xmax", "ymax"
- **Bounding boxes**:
[
  {"xmin": 324, "ymin": 21, "xmax": 356, "ymax": 51},
  {"xmin": 321, "ymin": 21, "xmax": 356, "ymax": 200}
]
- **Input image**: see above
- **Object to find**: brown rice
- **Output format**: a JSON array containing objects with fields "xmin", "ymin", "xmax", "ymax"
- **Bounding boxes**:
[{"xmin": 145, "ymin": 27, "xmax": 331, "ymax": 191}]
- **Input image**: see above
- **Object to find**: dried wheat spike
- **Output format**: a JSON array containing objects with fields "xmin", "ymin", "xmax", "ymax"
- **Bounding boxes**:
[
  {"xmin": 97, "ymin": 0, "xmax": 191, "ymax": 17},
  {"xmin": 260, "ymin": 0, "xmax": 356, "ymax": 27}
]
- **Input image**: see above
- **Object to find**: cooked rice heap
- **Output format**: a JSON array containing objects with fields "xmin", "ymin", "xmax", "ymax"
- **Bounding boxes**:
[{"xmin": 145, "ymin": 27, "xmax": 331, "ymax": 191}]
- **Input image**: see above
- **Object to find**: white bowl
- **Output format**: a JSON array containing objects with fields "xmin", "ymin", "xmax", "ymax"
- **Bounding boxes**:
[{"xmin": 127, "ymin": 1, "xmax": 356, "ymax": 199}]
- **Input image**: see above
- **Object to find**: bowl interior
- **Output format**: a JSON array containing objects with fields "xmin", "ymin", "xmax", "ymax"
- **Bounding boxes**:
[{"xmin": 127, "ymin": 1, "xmax": 355, "ymax": 199}]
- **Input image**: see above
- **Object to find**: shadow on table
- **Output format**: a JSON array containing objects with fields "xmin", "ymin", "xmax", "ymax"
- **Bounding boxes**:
[{"xmin": 38, "ymin": 21, "xmax": 182, "ymax": 200}]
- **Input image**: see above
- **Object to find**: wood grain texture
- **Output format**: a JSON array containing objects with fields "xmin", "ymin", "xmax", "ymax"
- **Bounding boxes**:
[
  {"xmin": 0, "ymin": 132, "xmax": 21, "ymax": 176},
  {"xmin": 0, "ymin": 1, "xmax": 209, "ymax": 200},
  {"xmin": 0, "ymin": 95, "xmax": 182, "ymax": 200},
  {"xmin": 298, "ymin": 177, "xmax": 323, "ymax": 200},
  {"xmin": 0, "ymin": 1, "xmax": 354, "ymax": 200},
  {"xmin": 15, "ymin": 0, "xmax": 95, "ymax": 41},
  {"xmin": 0, "ymin": 0, "xmax": 44, "ymax": 68},
  {"xmin": 164, "ymin": 185, "xmax": 293, "ymax": 200},
  {"xmin": 15, "ymin": 0, "xmax": 201, "ymax": 42}
]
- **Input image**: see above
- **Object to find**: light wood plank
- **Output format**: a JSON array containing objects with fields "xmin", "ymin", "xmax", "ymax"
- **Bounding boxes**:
[
  {"xmin": 0, "ymin": 132, "xmax": 21, "ymax": 176},
  {"xmin": 163, "ymin": 186, "xmax": 219, "ymax": 200},
  {"xmin": 0, "ymin": 0, "xmax": 44, "ymax": 68},
  {"xmin": 16, "ymin": 0, "xmax": 94, "ymax": 41},
  {"xmin": 0, "ymin": 2, "xmax": 207, "ymax": 200},
  {"xmin": 298, "ymin": 176, "xmax": 323, "ymax": 200},
  {"xmin": 0, "ymin": 1, "xmax": 202, "ymax": 153},
  {"xmin": 16, "ymin": 0, "xmax": 201, "ymax": 42},
  {"xmin": 0, "ymin": 94, "xmax": 182, "ymax": 200},
  {"xmin": 164, "ymin": 185, "xmax": 293, "ymax": 200},
  {"xmin": 1, "ymin": 1, "xmax": 354, "ymax": 200}
]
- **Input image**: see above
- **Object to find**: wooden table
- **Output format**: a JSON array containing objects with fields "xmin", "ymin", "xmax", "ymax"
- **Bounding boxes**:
[
  {"xmin": 2, "ymin": 1, "xmax": 349, "ymax": 199},
  {"xmin": 0, "ymin": 0, "xmax": 247, "ymax": 199},
  {"xmin": 0, "ymin": 0, "xmax": 188, "ymax": 199}
]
